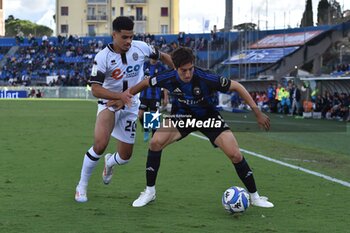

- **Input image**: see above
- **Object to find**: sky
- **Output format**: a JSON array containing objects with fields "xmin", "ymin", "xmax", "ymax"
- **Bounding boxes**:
[{"xmin": 4, "ymin": 0, "xmax": 350, "ymax": 34}]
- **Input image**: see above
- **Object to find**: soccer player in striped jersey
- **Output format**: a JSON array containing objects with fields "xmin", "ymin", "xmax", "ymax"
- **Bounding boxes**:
[
  {"xmin": 110, "ymin": 47, "xmax": 274, "ymax": 208},
  {"xmin": 75, "ymin": 16, "xmax": 173, "ymax": 203},
  {"xmin": 138, "ymin": 58, "xmax": 168, "ymax": 142}
]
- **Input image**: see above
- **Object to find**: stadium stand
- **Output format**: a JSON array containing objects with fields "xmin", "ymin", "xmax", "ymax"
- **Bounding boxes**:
[{"xmin": 0, "ymin": 22, "xmax": 349, "ymax": 121}]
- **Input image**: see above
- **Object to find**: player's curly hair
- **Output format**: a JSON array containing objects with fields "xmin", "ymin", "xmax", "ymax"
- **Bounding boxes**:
[
  {"xmin": 171, "ymin": 47, "xmax": 195, "ymax": 69},
  {"xmin": 112, "ymin": 16, "xmax": 134, "ymax": 31}
]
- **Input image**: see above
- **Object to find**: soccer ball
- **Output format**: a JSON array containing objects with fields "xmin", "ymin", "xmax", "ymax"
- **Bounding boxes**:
[{"xmin": 222, "ymin": 186, "xmax": 250, "ymax": 213}]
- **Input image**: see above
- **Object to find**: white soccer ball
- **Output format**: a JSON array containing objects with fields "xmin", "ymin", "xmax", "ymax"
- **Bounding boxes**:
[{"xmin": 222, "ymin": 186, "xmax": 250, "ymax": 213}]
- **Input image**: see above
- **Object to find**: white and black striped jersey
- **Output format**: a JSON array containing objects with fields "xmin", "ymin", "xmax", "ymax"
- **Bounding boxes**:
[{"xmin": 90, "ymin": 40, "xmax": 159, "ymax": 105}]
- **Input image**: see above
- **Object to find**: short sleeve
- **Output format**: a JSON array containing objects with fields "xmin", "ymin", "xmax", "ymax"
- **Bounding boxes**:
[{"xmin": 89, "ymin": 52, "xmax": 106, "ymax": 85}]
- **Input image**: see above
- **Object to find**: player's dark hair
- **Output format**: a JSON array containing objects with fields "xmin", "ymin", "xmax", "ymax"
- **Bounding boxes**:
[
  {"xmin": 171, "ymin": 47, "xmax": 195, "ymax": 69},
  {"xmin": 112, "ymin": 16, "xmax": 134, "ymax": 31}
]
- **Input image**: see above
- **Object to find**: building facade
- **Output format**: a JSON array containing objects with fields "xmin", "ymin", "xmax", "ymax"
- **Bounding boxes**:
[{"xmin": 55, "ymin": 0, "xmax": 179, "ymax": 36}]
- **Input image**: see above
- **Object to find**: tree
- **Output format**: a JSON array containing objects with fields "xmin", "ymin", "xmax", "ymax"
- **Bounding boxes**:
[
  {"xmin": 4, "ymin": 15, "xmax": 53, "ymax": 37},
  {"xmin": 300, "ymin": 0, "xmax": 314, "ymax": 27},
  {"xmin": 5, "ymin": 15, "xmax": 15, "ymax": 23},
  {"xmin": 233, "ymin": 23, "xmax": 257, "ymax": 31},
  {"xmin": 317, "ymin": 0, "xmax": 331, "ymax": 25},
  {"xmin": 317, "ymin": 0, "xmax": 344, "ymax": 25},
  {"xmin": 329, "ymin": 0, "xmax": 343, "ymax": 23}
]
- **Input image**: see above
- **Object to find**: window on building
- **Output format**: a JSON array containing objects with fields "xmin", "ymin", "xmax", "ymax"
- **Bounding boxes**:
[
  {"xmin": 161, "ymin": 7, "xmax": 168, "ymax": 17},
  {"xmin": 120, "ymin": 7, "xmax": 124, "ymax": 16},
  {"xmin": 88, "ymin": 6, "xmax": 96, "ymax": 20},
  {"xmin": 61, "ymin": 6, "xmax": 69, "ymax": 16},
  {"xmin": 136, "ymin": 7, "xmax": 143, "ymax": 20},
  {"xmin": 112, "ymin": 7, "xmax": 115, "ymax": 17},
  {"xmin": 88, "ymin": 25, "xmax": 96, "ymax": 36},
  {"xmin": 61, "ymin": 24, "xmax": 68, "ymax": 34},
  {"xmin": 161, "ymin": 25, "xmax": 168, "ymax": 34}
]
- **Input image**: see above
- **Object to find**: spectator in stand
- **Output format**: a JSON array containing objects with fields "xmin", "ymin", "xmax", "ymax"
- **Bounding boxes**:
[
  {"xmin": 275, "ymin": 84, "xmax": 281, "ymax": 112},
  {"xmin": 314, "ymin": 95, "xmax": 325, "ymax": 112},
  {"xmin": 279, "ymin": 87, "xmax": 290, "ymax": 114},
  {"xmin": 178, "ymin": 32, "xmax": 185, "ymax": 46},
  {"xmin": 36, "ymin": 89, "xmax": 42, "ymax": 98},
  {"xmin": 322, "ymin": 92, "xmax": 332, "ymax": 119},
  {"xmin": 338, "ymin": 93, "xmax": 349, "ymax": 121},
  {"xmin": 267, "ymin": 83, "xmax": 276, "ymax": 112},
  {"xmin": 256, "ymin": 91, "xmax": 269, "ymax": 112},
  {"xmin": 15, "ymin": 31, "xmax": 24, "ymax": 44},
  {"xmin": 231, "ymin": 91, "xmax": 240, "ymax": 108},
  {"xmin": 28, "ymin": 88, "xmax": 36, "ymax": 97},
  {"xmin": 289, "ymin": 84, "xmax": 301, "ymax": 116},
  {"xmin": 328, "ymin": 92, "xmax": 340, "ymax": 119}
]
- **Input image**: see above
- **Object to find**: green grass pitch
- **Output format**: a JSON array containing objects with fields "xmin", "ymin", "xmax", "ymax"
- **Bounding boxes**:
[{"xmin": 0, "ymin": 99, "xmax": 349, "ymax": 233}]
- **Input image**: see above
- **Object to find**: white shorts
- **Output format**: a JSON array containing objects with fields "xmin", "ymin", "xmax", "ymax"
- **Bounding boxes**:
[{"xmin": 97, "ymin": 101, "xmax": 139, "ymax": 144}]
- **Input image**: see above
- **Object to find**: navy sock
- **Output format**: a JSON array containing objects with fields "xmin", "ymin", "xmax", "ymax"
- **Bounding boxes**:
[
  {"xmin": 233, "ymin": 157, "xmax": 257, "ymax": 193},
  {"xmin": 146, "ymin": 149, "xmax": 162, "ymax": 186}
]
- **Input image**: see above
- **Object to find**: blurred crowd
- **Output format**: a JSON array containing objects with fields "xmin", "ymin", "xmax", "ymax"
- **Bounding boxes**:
[
  {"xmin": 330, "ymin": 63, "xmax": 350, "ymax": 77},
  {"xmin": 230, "ymin": 82, "xmax": 350, "ymax": 122},
  {"xmin": 1, "ymin": 32, "xmax": 221, "ymax": 87}
]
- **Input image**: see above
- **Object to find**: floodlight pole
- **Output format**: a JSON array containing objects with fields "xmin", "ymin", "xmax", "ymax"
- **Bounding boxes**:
[{"xmin": 340, "ymin": 45, "xmax": 345, "ymax": 64}]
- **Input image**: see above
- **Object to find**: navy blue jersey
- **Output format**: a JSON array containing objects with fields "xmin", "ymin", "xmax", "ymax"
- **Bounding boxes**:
[
  {"xmin": 149, "ymin": 66, "xmax": 231, "ymax": 117},
  {"xmin": 140, "ymin": 61, "xmax": 166, "ymax": 100}
]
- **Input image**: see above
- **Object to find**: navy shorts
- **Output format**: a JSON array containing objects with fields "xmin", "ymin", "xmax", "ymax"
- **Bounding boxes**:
[
  {"xmin": 171, "ymin": 111, "xmax": 230, "ymax": 147},
  {"xmin": 139, "ymin": 98, "xmax": 160, "ymax": 112}
]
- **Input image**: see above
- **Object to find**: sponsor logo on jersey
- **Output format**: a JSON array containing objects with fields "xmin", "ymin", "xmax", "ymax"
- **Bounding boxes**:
[
  {"xmin": 178, "ymin": 97, "xmax": 204, "ymax": 105},
  {"xmin": 193, "ymin": 86, "xmax": 201, "ymax": 95},
  {"xmin": 132, "ymin": 53, "xmax": 138, "ymax": 61},
  {"xmin": 111, "ymin": 64, "xmax": 141, "ymax": 80},
  {"xmin": 91, "ymin": 62, "xmax": 98, "ymax": 76},
  {"xmin": 173, "ymin": 88, "xmax": 182, "ymax": 93},
  {"xmin": 151, "ymin": 77, "xmax": 157, "ymax": 86},
  {"xmin": 172, "ymin": 88, "xmax": 184, "ymax": 96},
  {"xmin": 220, "ymin": 76, "xmax": 229, "ymax": 87}
]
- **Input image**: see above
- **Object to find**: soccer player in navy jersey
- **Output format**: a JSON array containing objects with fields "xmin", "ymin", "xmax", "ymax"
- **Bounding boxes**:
[
  {"xmin": 138, "ymin": 58, "xmax": 168, "ymax": 142},
  {"xmin": 74, "ymin": 16, "xmax": 174, "ymax": 203},
  {"xmin": 108, "ymin": 47, "xmax": 274, "ymax": 208}
]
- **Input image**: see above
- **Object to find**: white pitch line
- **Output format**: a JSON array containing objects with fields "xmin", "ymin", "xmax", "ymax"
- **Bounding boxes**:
[{"xmin": 190, "ymin": 133, "xmax": 350, "ymax": 188}]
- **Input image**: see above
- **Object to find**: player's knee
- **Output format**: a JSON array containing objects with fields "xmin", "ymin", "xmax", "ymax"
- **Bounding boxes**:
[
  {"xmin": 149, "ymin": 137, "xmax": 164, "ymax": 151},
  {"xmin": 227, "ymin": 150, "xmax": 242, "ymax": 164},
  {"xmin": 94, "ymin": 136, "xmax": 110, "ymax": 153}
]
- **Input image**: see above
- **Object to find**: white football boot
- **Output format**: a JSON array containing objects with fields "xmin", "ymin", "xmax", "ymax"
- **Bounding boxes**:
[
  {"xmin": 75, "ymin": 185, "xmax": 88, "ymax": 203},
  {"xmin": 132, "ymin": 189, "xmax": 156, "ymax": 207},
  {"xmin": 250, "ymin": 195, "xmax": 274, "ymax": 208},
  {"xmin": 102, "ymin": 153, "xmax": 114, "ymax": 185}
]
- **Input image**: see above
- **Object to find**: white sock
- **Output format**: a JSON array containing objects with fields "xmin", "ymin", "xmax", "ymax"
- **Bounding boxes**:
[
  {"xmin": 107, "ymin": 152, "xmax": 129, "ymax": 167},
  {"xmin": 249, "ymin": 191, "xmax": 260, "ymax": 199},
  {"xmin": 78, "ymin": 147, "xmax": 102, "ymax": 187},
  {"xmin": 146, "ymin": 186, "xmax": 156, "ymax": 194}
]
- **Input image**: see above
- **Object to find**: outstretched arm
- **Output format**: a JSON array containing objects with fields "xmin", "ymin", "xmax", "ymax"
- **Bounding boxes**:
[
  {"xmin": 106, "ymin": 78, "xmax": 151, "ymax": 109},
  {"xmin": 91, "ymin": 84, "xmax": 132, "ymax": 105},
  {"xmin": 229, "ymin": 80, "xmax": 270, "ymax": 131},
  {"xmin": 159, "ymin": 52, "xmax": 174, "ymax": 69},
  {"xmin": 129, "ymin": 77, "xmax": 150, "ymax": 95}
]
